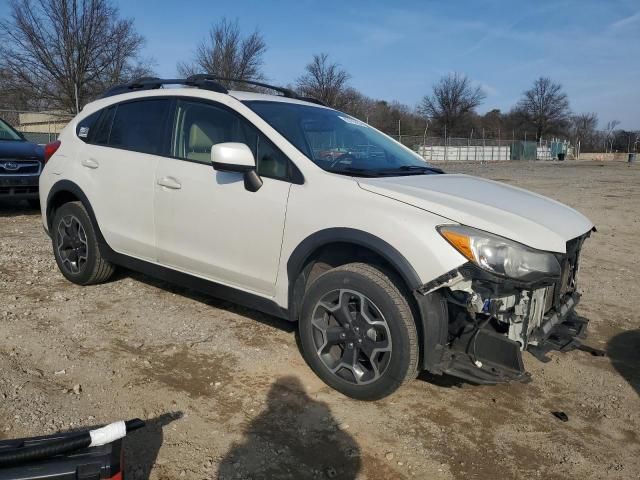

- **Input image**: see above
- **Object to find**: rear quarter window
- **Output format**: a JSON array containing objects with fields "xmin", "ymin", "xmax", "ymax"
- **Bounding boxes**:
[
  {"xmin": 75, "ymin": 111, "xmax": 100, "ymax": 143},
  {"xmin": 108, "ymin": 99, "xmax": 171, "ymax": 155}
]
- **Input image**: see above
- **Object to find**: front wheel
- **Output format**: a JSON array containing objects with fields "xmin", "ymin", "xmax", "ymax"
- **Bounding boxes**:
[{"xmin": 299, "ymin": 263, "xmax": 419, "ymax": 400}]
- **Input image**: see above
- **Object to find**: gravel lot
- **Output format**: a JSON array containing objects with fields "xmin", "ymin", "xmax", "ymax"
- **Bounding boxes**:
[{"xmin": 1, "ymin": 160, "xmax": 639, "ymax": 479}]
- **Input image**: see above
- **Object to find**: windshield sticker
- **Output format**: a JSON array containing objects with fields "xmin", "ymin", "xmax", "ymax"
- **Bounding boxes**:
[
  {"xmin": 338, "ymin": 115, "xmax": 369, "ymax": 128},
  {"xmin": 78, "ymin": 126, "xmax": 89, "ymax": 138}
]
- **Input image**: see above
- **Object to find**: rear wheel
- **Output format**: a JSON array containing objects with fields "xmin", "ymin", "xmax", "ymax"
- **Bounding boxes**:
[
  {"xmin": 52, "ymin": 201, "xmax": 114, "ymax": 285},
  {"xmin": 299, "ymin": 263, "xmax": 419, "ymax": 400}
]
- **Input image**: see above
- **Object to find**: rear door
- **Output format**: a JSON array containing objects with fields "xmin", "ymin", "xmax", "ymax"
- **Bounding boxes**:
[
  {"xmin": 153, "ymin": 98, "xmax": 293, "ymax": 296},
  {"xmin": 77, "ymin": 98, "xmax": 171, "ymax": 261}
]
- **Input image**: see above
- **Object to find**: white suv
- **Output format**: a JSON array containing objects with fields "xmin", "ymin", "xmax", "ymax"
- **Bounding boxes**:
[{"xmin": 39, "ymin": 76, "xmax": 594, "ymax": 400}]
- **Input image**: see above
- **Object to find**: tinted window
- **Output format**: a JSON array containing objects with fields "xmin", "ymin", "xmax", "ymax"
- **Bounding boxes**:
[
  {"xmin": 92, "ymin": 106, "xmax": 115, "ymax": 145},
  {"xmin": 172, "ymin": 99, "xmax": 290, "ymax": 180},
  {"xmin": 109, "ymin": 99, "xmax": 170, "ymax": 155},
  {"xmin": 76, "ymin": 111, "xmax": 100, "ymax": 143}
]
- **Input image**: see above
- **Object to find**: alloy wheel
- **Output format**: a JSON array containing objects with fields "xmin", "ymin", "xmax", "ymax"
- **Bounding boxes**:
[
  {"xmin": 56, "ymin": 214, "xmax": 88, "ymax": 274},
  {"xmin": 311, "ymin": 289, "xmax": 392, "ymax": 385}
]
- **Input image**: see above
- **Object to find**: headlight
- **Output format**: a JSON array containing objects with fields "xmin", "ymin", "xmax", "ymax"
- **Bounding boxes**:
[{"xmin": 438, "ymin": 225, "xmax": 561, "ymax": 281}]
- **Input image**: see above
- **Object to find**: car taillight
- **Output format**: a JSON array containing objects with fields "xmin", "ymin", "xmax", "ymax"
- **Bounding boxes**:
[{"xmin": 44, "ymin": 140, "xmax": 61, "ymax": 163}]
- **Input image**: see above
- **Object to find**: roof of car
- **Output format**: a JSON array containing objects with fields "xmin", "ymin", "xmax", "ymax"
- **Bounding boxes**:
[
  {"xmin": 99, "ymin": 76, "xmax": 328, "ymax": 108},
  {"xmin": 227, "ymin": 90, "xmax": 330, "ymax": 108}
]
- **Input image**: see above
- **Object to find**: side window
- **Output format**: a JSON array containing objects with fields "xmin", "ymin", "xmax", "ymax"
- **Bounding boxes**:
[
  {"xmin": 92, "ymin": 106, "xmax": 115, "ymax": 145},
  {"xmin": 108, "ymin": 99, "xmax": 170, "ymax": 155},
  {"xmin": 76, "ymin": 111, "xmax": 100, "ymax": 143},
  {"xmin": 172, "ymin": 100, "xmax": 255, "ymax": 163},
  {"xmin": 171, "ymin": 99, "xmax": 291, "ymax": 180},
  {"xmin": 255, "ymin": 133, "xmax": 290, "ymax": 180}
]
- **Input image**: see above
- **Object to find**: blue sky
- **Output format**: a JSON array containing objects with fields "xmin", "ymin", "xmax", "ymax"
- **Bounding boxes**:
[{"xmin": 2, "ymin": 0, "xmax": 639, "ymax": 128}]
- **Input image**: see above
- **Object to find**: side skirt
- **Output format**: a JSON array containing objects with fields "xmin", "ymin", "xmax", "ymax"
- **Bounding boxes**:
[{"xmin": 102, "ymin": 247, "xmax": 290, "ymax": 321}]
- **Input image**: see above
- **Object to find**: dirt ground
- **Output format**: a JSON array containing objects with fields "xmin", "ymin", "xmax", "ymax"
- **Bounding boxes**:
[{"xmin": 1, "ymin": 160, "xmax": 639, "ymax": 480}]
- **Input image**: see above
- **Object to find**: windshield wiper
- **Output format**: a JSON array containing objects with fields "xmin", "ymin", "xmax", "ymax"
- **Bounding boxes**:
[
  {"xmin": 397, "ymin": 165, "xmax": 444, "ymax": 173},
  {"xmin": 374, "ymin": 165, "xmax": 444, "ymax": 176},
  {"xmin": 323, "ymin": 167, "xmax": 383, "ymax": 177},
  {"xmin": 324, "ymin": 165, "xmax": 444, "ymax": 178}
]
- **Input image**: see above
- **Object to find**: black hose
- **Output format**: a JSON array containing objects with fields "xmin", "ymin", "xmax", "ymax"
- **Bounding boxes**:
[
  {"xmin": 0, "ymin": 418, "xmax": 145, "ymax": 468},
  {"xmin": 0, "ymin": 432, "xmax": 90, "ymax": 468},
  {"xmin": 125, "ymin": 418, "xmax": 146, "ymax": 432}
]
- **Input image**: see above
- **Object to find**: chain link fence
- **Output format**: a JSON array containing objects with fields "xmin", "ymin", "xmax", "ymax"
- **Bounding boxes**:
[{"xmin": 390, "ymin": 134, "xmax": 573, "ymax": 162}]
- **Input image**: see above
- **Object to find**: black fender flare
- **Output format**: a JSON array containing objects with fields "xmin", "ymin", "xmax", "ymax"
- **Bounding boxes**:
[
  {"xmin": 286, "ymin": 227, "xmax": 422, "ymax": 293},
  {"xmin": 45, "ymin": 180, "xmax": 110, "ymax": 250},
  {"xmin": 286, "ymin": 227, "xmax": 449, "ymax": 372},
  {"xmin": 286, "ymin": 227, "xmax": 420, "ymax": 323}
]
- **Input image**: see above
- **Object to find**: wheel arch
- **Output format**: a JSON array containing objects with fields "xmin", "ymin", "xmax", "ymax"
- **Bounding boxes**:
[
  {"xmin": 286, "ymin": 228, "xmax": 451, "ymax": 373},
  {"xmin": 46, "ymin": 180, "xmax": 106, "ymax": 246},
  {"xmin": 286, "ymin": 228, "xmax": 422, "ymax": 321}
]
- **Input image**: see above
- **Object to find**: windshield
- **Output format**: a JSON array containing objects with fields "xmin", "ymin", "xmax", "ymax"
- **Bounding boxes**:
[
  {"xmin": 0, "ymin": 118, "xmax": 24, "ymax": 141},
  {"xmin": 244, "ymin": 101, "xmax": 440, "ymax": 177}
]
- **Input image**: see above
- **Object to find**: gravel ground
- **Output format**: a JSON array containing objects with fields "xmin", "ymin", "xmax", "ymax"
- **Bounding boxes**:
[{"xmin": 0, "ymin": 160, "xmax": 639, "ymax": 479}]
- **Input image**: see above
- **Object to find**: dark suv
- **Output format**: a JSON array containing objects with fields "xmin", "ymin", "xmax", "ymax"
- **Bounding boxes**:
[{"xmin": 0, "ymin": 117, "xmax": 45, "ymax": 207}]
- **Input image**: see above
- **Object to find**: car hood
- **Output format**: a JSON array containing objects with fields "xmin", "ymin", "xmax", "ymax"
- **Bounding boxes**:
[
  {"xmin": 0, "ymin": 140, "xmax": 43, "ymax": 160},
  {"xmin": 357, "ymin": 173, "xmax": 593, "ymax": 253}
]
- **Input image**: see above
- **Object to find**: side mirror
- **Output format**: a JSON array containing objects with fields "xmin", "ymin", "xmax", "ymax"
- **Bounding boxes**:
[{"xmin": 211, "ymin": 142, "xmax": 263, "ymax": 192}]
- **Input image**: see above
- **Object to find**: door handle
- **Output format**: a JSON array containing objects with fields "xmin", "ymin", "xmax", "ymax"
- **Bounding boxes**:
[
  {"xmin": 81, "ymin": 158, "xmax": 99, "ymax": 169},
  {"xmin": 157, "ymin": 176, "xmax": 182, "ymax": 190}
]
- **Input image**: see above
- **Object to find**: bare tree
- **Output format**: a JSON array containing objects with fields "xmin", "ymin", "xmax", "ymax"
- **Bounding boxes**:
[
  {"xmin": 418, "ymin": 73, "xmax": 485, "ymax": 136},
  {"xmin": 517, "ymin": 77, "xmax": 570, "ymax": 140},
  {"xmin": 177, "ymin": 18, "xmax": 266, "ymax": 88},
  {"xmin": 604, "ymin": 120, "xmax": 621, "ymax": 152},
  {"xmin": 571, "ymin": 112, "xmax": 598, "ymax": 151},
  {"xmin": 0, "ymin": 0, "xmax": 150, "ymax": 113},
  {"xmin": 296, "ymin": 53, "xmax": 351, "ymax": 109}
]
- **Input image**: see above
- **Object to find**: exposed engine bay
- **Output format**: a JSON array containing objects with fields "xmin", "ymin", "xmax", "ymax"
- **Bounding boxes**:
[{"xmin": 423, "ymin": 233, "xmax": 592, "ymax": 384}]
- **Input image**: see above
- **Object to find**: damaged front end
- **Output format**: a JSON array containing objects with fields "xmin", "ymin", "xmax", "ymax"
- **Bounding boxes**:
[{"xmin": 417, "ymin": 232, "xmax": 591, "ymax": 384}]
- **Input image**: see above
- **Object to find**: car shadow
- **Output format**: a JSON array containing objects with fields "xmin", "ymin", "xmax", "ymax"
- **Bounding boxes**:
[
  {"xmin": 0, "ymin": 199, "xmax": 40, "ymax": 217},
  {"xmin": 417, "ymin": 370, "xmax": 466, "ymax": 388},
  {"xmin": 218, "ymin": 376, "xmax": 361, "ymax": 480},
  {"xmin": 122, "ymin": 270, "xmax": 297, "ymax": 333},
  {"xmin": 124, "ymin": 411, "xmax": 184, "ymax": 480},
  {"xmin": 607, "ymin": 329, "xmax": 640, "ymax": 396}
]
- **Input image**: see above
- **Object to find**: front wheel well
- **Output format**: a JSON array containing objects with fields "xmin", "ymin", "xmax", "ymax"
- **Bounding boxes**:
[
  {"xmin": 289, "ymin": 242, "xmax": 419, "ymax": 321},
  {"xmin": 288, "ymin": 241, "xmax": 427, "ymax": 370}
]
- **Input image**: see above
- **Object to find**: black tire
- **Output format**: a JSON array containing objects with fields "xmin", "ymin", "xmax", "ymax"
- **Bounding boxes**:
[
  {"xmin": 51, "ymin": 201, "xmax": 114, "ymax": 285},
  {"xmin": 299, "ymin": 262, "xmax": 419, "ymax": 400},
  {"xmin": 27, "ymin": 198, "xmax": 40, "ymax": 210}
]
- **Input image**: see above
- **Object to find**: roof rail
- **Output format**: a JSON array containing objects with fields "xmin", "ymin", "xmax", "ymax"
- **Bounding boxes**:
[
  {"xmin": 100, "ymin": 75, "xmax": 326, "ymax": 106},
  {"xmin": 186, "ymin": 75, "xmax": 326, "ymax": 106},
  {"xmin": 100, "ymin": 76, "xmax": 228, "ymax": 99}
]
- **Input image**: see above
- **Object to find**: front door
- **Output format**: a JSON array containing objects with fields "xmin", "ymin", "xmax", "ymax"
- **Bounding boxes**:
[{"xmin": 154, "ymin": 98, "xmax": 293, "ymax": 296}]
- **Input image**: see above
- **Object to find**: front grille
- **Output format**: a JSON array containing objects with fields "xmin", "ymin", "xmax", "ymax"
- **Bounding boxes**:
[
  {"xmin": 0, "ymin": 160, "xmax": 42, "ymax": 175},
  {"xmin": 0, "ymin": 186, "xmax": 39, "ymax": 195}
]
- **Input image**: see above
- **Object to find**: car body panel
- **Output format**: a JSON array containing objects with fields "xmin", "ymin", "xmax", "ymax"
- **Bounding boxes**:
[
  {"xmin": 154, "ymin": 157, "xmax": 291, "ymax": 296},
  {"xmin": 272, "ymin": 172, "xmax": 468, "ymax": 307},
  {"xmin": 79, "ymin": 143, "xmax": 159, "ymax": 261},
  {"xmin": 356, "ymin": 174, "xmax": 593, "ymax": 253}
]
